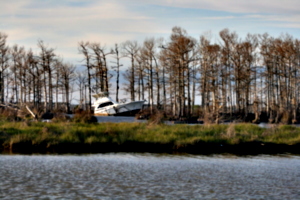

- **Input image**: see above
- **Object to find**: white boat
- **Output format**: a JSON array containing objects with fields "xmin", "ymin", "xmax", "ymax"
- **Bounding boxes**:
[{"xmin": 92, "ymin": 93, "xmax": 145, "ymax": 116}]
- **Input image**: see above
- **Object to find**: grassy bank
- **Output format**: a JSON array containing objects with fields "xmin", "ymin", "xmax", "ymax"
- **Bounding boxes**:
[{"xmin": 1, "ymin": 121, "xmax": 300, "ymax": 154}]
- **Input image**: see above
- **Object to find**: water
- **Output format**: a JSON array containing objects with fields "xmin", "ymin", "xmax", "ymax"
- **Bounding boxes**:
[
  {"xmin": 95, "ymin": 116, "xmax": 146, "ymax": 123},
  {"xmin": 1, "ymin": 154, "xmax": 299, "ymax": 199},
  {"xmin": 94, "ymin": 116, "xmax": 300, "ymax": 128}
]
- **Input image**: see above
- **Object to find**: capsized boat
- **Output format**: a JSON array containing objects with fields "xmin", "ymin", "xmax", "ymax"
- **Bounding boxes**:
[{"xmin": 92, "ymin": 93, "xmax": 145, "ymax": 116}]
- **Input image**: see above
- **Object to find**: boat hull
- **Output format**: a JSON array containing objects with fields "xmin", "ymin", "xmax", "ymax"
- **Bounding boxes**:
[
  {"xmin": 94, "ymin": 100, "xmax": 145, "ymax": 116},
  {"xmin": 94, "ymin": 108, "xmax": 142, "ymax": 116},
  {"xmin": 113, "ymin": 108, "xmax": 142, "ymax": 116}
]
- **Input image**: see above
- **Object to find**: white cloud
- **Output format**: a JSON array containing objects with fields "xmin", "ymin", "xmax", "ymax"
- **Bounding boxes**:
[
  {"xmin": 1, "ymin": 0, "xmax": 300, "ymax": 65},
  {"xmin": 141, "ymin": 0, "xmax": 300, "ymax": 14},
  {"xmin": 1, "ymin": 1, "xmax": 160, "ymax": 56},
  {"xmin": 1, "ymin": 1, "xmax": 161, "ymax": 42}
]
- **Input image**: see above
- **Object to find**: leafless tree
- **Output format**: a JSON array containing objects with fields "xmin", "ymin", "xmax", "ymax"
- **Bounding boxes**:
[
  {"xmin": 0, "ymin": 32, "xmax": 9, "ymax": 103},
  {"xmin": 10, "ymin": 44, "xmax": 25, "ymax": 104},
  {"xmin": 111, "ymin": 43, "xmax": 123, "ymax": 102},
  {"xmin": 58, "ymin": 62, "xmax": 76, "ymax": 113},
  {"xmin": 78, "ymin": 41, "xmax": 92, "ymax": 111},
  {"xmin": 89, "ymin": 42, "xmax": 111, "ymax": 94},
  {"xmin": 26, "ymin": 49, "xmax": 42, "ymax": 108},
  {"xmin": 162, "ymin": 27, "xmax": 197, "ymax": 118},
  {"xmin": 121, "ymin": 40, "xmax": 139, "ymax": 101},
  {"xmin": 37, "ymin": 40, "xmax": 56, "ymax": 111},
  {"xmin": 76, "ymin": 71, "xmax": 87, "ymax": 109},
  {"xmin": 141, "ymin": 38, "xmax": 156, "ymax": 111}
]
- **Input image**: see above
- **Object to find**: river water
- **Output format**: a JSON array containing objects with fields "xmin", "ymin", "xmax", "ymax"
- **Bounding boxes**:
[
  {"xmin": 95, "ymin": 116, "xmax": 146, "ymax": 123},
  {"xmin": 0, "ymin": 153, "xmax": 299, "ymax": 199},
  {"xmin": 94, "ymin": 116, "xmax": 300, "ymax": 128}
]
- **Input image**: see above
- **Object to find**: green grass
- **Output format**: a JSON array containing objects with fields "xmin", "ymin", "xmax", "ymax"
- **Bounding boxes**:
[
  {"xmin": 261, "ymin": 125, "xmax": 300, "ymax": 144},
  {"xmin": 1, "ymin": 122, "xmax": 300, "ymax": 151}
]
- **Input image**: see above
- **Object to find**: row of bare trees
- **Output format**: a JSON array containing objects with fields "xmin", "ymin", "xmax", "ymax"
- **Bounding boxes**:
[
  {"xmin": 0, "ymin": 33, "xmax": 76, "ymax": 114},
  {"xmin": 1, "ymin": 27, "xmax": 300, "ymax": 123}
]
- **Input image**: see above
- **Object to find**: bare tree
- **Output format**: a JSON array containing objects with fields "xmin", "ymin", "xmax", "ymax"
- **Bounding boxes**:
[
  {"xmin": 219, "ymin": 28, "xmax": 235, "ymax": 116},
  {"xmin": 158, "ymin": 49, "xmax": 168, "ymax": 111},
  {"xmin": 121, "ymin": 40, "xmax": 139, "ymax": 101},
  {"xmin": 135, "ymin": 50, "xmax": 146, "ymax": 101},
  {"xmin": 78, "ymin": 41, "xmax": 92, "ymax": 111},
  {"xmin": 162, "ymin": 27, "xmax": 197, "ymax": 118},
  {"xmin": 111, "ymin": 43, "xmax": 123, "ymax": 102},
  {"xmin": 10, "ymin": 44, "xmax": 25, "ymax": 104},
  {"xmin": 199, "ymin": 35, "xmax": 222, "ymax": 122},
  {"xmin": 76, "ymin": 71, "xmax": 87, "ymax": 109},
  {"xmin": 37, "ymin": 40, "xmax": 56, "ymax": 111},
  {"xmin": 141, "ymin": 38, "xmax": 156, "ymax": 111},
  {"xmin": 0, "ymin": 32, "xmax": 9, "ymax": 103},
  {"xmin": 27, "ymin": 49, "xmax": 42, "ymax": 108},
  {"xmin": 89, "ymin": 42, "xmax": 111, "ymax": 94},
  {"xmin": 58, "ymin": 62, "xmax": 76, "ymax": 113},
  {"xmin": 53, "ymin": 58, "xmax": 63, "ymax": 110}
]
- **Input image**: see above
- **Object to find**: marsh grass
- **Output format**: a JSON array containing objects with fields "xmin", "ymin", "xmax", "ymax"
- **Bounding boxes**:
[
  {"xmin": 222, "ymin": 123, "xmax": 265, "ymax": 144},
  {"xmin": 1, "ymin": 121, "xmax": 300, "ymax": 152},
  {"xmin": 261, "ymin": 124, "xmax": 300, "ymax": 145}
]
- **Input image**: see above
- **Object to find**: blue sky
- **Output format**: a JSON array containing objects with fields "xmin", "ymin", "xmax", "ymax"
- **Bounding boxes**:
[{"xmin": 1, "ymin": 0, "xmax": 300, "ymax": 64}]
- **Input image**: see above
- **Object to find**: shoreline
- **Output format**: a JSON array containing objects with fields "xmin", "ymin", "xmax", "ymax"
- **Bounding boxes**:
[
  {"xmin": 2, "ymin": 141, "xmax": 300, "ymax": 155},
  {"xmin": 1, "ymin": 121, "xmax": 300, "ymax": 155}
]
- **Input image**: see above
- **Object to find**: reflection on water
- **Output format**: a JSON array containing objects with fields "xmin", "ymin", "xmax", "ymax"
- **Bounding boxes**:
[{"xmin": 1, "ymin": 154, "xmax": 299, "ymax": 199}]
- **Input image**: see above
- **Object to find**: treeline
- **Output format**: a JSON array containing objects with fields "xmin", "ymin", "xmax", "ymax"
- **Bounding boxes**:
[
  {"xmin": 1, "ymin": 27, "xmax": 300, "ymax": 123},
  {"xmin": 0, "ymin": 37, "xmax": 76, "ymax": 113}
]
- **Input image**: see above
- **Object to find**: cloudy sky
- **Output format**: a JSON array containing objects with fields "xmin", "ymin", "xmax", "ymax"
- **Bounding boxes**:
[{"xmin": 1, "ymin": 0, "xmax": 300, "ymax": 64}]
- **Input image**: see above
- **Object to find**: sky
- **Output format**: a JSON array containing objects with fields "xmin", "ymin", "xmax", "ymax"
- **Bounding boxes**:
[
  {"xmin": 1, "ymin": 0, "xmax": 299, "ymax": 64},
  {"xmin": 1, "ymin": 0, "xmax": 300, "ymax": 102}
]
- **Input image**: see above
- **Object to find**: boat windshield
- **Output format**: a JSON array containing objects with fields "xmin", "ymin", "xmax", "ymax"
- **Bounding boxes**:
[{"xmin": 98, "ymin": 102, "xmax": 114, "ymax": 108}]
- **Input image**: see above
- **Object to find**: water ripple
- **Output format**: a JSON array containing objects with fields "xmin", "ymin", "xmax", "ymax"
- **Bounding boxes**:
[{"xmin": 0, "ymin": 154, "xmax": 300, "ymax": 199}]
